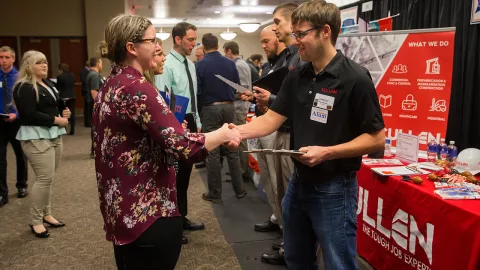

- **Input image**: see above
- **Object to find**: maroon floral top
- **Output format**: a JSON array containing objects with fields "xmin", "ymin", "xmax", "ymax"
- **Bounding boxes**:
[{"xmin": 92, "ymin": 65, "xmax": 208, "ymax": 245}]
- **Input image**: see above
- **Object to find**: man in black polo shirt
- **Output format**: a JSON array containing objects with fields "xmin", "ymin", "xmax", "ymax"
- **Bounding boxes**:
[{"xmin": 234, "ymin": 1, "xmax": 385, "ymax": 269}]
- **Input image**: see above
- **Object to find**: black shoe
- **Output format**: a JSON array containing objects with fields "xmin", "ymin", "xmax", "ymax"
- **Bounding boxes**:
[
  {"xmin": 183, "ymin": 218, "xmax": 205, "ymax": 231},
  {"xmin": 0, "ymin": 196, "xmax": 8, "ymax": 207},
  {"xmin": 194, "ymin": 162, "xmax": 206, "ymax": 169},
  {"xmin": 235, "ymin": 191, "xmax": 247, "ymax": 198},
  {"xmin": 29, "ymin": 225, "xmax": 50, "ymax": 238},
  {"xmin": 272, "ymin": 236, "xmax": 283, "ymax": 250},
  {"xmin": 201, "ymin": 193, "xmax": 222, "ymax": 203},
  {"xmin": 17, "ymin": 188, "xmax": 28, "ymax": 198},
  {"xmin": 182, "ymin": 235, "xmax": 188, "ymax": 244},
  {"xmin": 43, "ymin": 218, "xmax": 66, "ymax": 228},
  {"xmin": 261, "ymin": 251, "xmax": 286, "ymax": 265},
  {"xmin": 254, "ymin": 220, "xmax": 280, "ymax": 232}
]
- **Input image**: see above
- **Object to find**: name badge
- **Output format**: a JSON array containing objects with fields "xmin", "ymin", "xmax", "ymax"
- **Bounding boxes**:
[
  {"xmin": 313, "ymin": 93, "xmax": 334, "ymax": 111},
  {"xmin": 0, "ymin": 82, "xmax": 2, "ymax": 88},
  {"xmin": 310, "ymin": 107, "xmax": 328, "ymax": 123}
]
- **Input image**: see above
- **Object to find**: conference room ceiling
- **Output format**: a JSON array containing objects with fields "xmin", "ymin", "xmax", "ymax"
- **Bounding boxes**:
[{"xmin": 127, "ymin": 0, "xmax": 359, "ymax": 28}]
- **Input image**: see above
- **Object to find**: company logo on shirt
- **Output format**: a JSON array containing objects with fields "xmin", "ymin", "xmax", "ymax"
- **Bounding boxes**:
[
  {"xmin": 322, "ymin": 88, "xmax": 338, "ymax": 95},
  {"xmin": 311, "ymin": 110, "xmax": 327, "ymax": 119}
]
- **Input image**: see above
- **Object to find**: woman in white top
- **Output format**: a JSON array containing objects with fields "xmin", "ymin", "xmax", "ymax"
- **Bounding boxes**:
[{"xmin": 13, "ymin": 50, "xmax": 71, "ymax": 238}]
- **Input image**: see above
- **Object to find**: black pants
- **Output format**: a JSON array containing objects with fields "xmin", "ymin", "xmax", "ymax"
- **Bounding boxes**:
[
  {"xmin": 176, "ymin": 113, "xmax": 197, "ymax": 219},
  {"xmin": 85, "ymin": 101, "xmax": 93, "ymax": 127},
  {"xmin": 65, "ymin": 98, "xmax": 76, "ymax": 134},
  {"xmin": 0, "ymin": 120, "xmax": 28, "ymax": 196},
  {"xmin": 113, "ymin": 216, "xmax": 182, "ymax": 270}
]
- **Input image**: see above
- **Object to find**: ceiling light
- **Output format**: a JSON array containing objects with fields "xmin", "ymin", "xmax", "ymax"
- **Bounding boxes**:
[
  {"xmin": 156, "ymin": 27, "xmax": 170, "ymax": 40},
  {"xmin": 239, "ymin": 23, "xmax": 260, "ymax": 33},
  {"xmin": 220, "ymin": 28, "xmax": 237, "ymax": 40},
  {"xmin": 215, "ymin": 10, "xmax": 221, "ymax": 14},
  {"xmin": 266, "ymin": 11, "xmax": 272, "ymax": 14}
]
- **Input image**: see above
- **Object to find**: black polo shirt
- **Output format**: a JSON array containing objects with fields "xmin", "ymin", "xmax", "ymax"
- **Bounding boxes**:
[{"xmin": 270, "ymin": 51, "xmax": 384, "ymax": 182}]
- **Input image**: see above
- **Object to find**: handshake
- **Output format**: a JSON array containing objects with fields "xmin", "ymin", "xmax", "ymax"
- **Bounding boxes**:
[{"xmin": 219, "ymin": 123, "xmax": 242, "ymax": 150}]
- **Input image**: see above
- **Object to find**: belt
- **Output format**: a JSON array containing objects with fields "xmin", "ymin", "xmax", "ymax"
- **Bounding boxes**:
[
  {"xmin": 204, "ymin": 101, "xmax": 233, "ymax": 107},
  {"xmin": 277, "ymin": 126, "xmax": 290, "ymax": 133}
]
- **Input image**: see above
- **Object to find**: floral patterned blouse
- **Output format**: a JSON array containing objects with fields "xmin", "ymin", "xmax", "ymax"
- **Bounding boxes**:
[{"xmin": 92, "ymin": 65, "xmax": 208, "ymax": 245}]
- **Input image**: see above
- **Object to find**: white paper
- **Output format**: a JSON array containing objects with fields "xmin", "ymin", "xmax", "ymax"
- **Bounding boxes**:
[
  {"xmin": 215, "ymin": 74, "xmax": 250, "ymax": 94},
  {"xmin": 396, "ymin": 133, "xmax": 419, "ymax": 164},
  {"xmin": 371, "ymin": 166, "xmax": 423, "ymax": 176},
  {"xmin": 314, "ymin": 93, "xmax": 334, "ymax": 110}
]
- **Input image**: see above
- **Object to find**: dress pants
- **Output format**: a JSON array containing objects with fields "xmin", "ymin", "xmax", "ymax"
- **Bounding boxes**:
[
  {"xmin": 114, "ymin": 216, "xmax": 183, "ymax": 270},
  {"xmin": 256, "ymin": 132, "xmax": 279, "ymax": 220},
  {"xmin": 0, "ymin": 120, "xmax": 28, "ymax": 196},
  {"xmin": 85, "ymin": 101, "xmax": 93, "ymax": 127},
  {"xmin": 202, "ymin": 104, "xmax": 244, "ymax": 198},
  {"xmin": 272, "ymin": 131, "xmax": 294, "ymax": 226},
  {"xmin": 176, "ymin": 113, "xmax": 197, "ymax": 219}
]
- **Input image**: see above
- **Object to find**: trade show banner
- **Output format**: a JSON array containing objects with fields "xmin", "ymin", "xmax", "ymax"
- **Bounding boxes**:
[{"xmin": 336, "ymin": 29, "xmax": 455, "ymax": 150}]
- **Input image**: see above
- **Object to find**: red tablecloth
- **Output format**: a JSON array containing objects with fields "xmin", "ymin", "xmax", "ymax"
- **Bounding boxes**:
[{"xmin": 357, "ymin": 163, "xmax": 480, "ymax": 270}]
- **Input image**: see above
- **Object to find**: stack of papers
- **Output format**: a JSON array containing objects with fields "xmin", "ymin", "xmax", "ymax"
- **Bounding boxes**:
[
  {"xmin": 371, "ymin": 166, "xmax": 429, "ymax": 176},
  {"xmin": 362, "ymin": 159, "xmax": 403, "ymax": 166},
  {"xmin": 434, "ymin": 188, "xmax": 480, "ymax": 200}
]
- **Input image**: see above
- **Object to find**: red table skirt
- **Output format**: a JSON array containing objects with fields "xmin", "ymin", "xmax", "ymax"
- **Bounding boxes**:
[{"xmin": 356, "ymin": 163, "xmax": 480, "ymax": 270}]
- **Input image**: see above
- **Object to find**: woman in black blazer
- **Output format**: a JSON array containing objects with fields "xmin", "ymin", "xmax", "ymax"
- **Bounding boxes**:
[
  {"xmin": 56, "ymin": 63, "xmax": 76, "ymax": 135},
  {"xmin": 13, "ymin": 50, "xmax": 70, "ymax": 238}
]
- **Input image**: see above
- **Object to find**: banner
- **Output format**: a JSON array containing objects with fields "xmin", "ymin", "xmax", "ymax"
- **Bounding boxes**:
[
  {"xmin": 336, "ymin": 30, "xmax": 455, "ymax": 151},
  {"xmin": 368, "ymin": 17, "xmax": 393, "ymax": 32},
  {"xmin": 357, "ymin": 164, "xmax": 480, "ymax": 270}
]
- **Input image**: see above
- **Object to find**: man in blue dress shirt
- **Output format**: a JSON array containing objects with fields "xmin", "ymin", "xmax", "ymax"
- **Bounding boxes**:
[{"xmin": 0, "ymin": 46, "xmax": 28, "ymax": 206}]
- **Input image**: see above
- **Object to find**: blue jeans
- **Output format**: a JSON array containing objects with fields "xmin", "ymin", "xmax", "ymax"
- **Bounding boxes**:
[{"xmin": 282, "ymin": 171, "xmax": 358, "ymax": 270}]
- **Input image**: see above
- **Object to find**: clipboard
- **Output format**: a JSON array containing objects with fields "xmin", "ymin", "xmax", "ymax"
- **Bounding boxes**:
[{"xmin": 252, "ymin": 66, "xmax": 289, "ymax": 95}]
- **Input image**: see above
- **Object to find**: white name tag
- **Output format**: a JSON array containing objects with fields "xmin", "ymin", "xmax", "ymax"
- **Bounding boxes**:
[
  {"xmin": 310, "ymin": 107, "xmax": 328, "ymax": 123},
  {"xmin": 313, "ymin": 93, "xmax": 334, "ymax": 111},
  {"xmin": 0, "ymin": 82, "xmax": 3, "ymax": 88}
]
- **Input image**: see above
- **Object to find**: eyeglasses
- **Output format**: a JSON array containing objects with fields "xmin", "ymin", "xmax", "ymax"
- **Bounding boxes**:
[
  {"xmin": 133, "ymin": 38, "xmax": 157, "ymax": 44},
  {"xmin": 290, "ymin": 27, "xmax": 319, "ymax": 40}
]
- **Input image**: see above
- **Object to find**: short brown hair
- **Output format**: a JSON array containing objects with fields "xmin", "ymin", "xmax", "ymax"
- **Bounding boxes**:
[
  {"xmin": 273, "ymin": 3, "xmax": 298, "ymax": 21},
  {"xmin": 249, "ymin": 54, "xmax": 263, "ymax": 62},
  {"xmin": 202, "ymin": 33, "xmax": 218, "ymax": 51},
  {"xmin": 0, "ymin": 46, "xmax": 15, "ymax": 58},
  {"xmin": 172, "ymin": 22, "xmax": 197, "ymax": 45},
  {"xmin": 58, "ymin": 63, "xmax": 69, "ymax": 72},
  {"xmin": 223, "ymin": 41, "xmax": 239, "ymax": 55},
  {"xmin": 291, "ymin": 0, "xmax": 341, "ymax": 45}
]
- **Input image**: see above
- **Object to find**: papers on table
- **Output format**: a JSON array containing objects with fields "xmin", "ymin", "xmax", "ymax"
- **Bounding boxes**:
[
  {"xmin": 362, "ymin": 159, "xmax": 403, "ymax": 166},
  {"xmin": 396, "ymin": 133, "xmax": 419, "ymax": 163},
  {"xmin": 244, "ymin": 149, "xmax": 305, "ymax": 156},
  {"xmin": 215, "ymin": 75, "xmax": 250, "ymax": 94},
  {"xmin": 434, "ymin": 188, "xmax": 480, "ymax": 200},
  {"xmin": 371, "ymin": 166, "xmax": 429, "ymax": 176}
]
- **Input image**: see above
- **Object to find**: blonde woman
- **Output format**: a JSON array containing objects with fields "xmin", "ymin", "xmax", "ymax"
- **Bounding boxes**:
[
  {"xmin": 94, "ymin": 14, "xmax": 241, "ymax": 269},
  {"xmin": 13, "ymin": 50, "xmax": 71, "ymax": 238}
]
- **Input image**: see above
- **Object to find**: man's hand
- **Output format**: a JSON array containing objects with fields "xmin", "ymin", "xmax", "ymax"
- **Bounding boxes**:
[
  {"xmin": 295, "ymin": 146, "xmax": 331, "ymax": 167},
  {"xmin": 62, "ymin": 107, "xmax": 71, "ymax": 119},
  {"xmin": 253, "ymin": 86, "xmax": 271, "ymax": 106},
  {"xmin": 4, "ymin": 113, "xmax": 17, "ymax": 122},
  {"xmin": 240, "ymin": 90, "xmax": 253, "ymax": 101},
  {"xmin": 223, "ymin": 123, "xmax": 241, "ymax": 150},
  {"xmin": 258, "ymin": 105, "xmax": 269, "ymax": 114}
]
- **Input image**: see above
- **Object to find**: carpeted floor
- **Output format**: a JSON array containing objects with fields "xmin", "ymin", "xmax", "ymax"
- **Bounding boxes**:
[{"xmin": 0, "ymin": 124, "xmax": 241, "ymax": 270}]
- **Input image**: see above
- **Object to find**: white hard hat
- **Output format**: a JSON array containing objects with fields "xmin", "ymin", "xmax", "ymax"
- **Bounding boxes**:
[{"xmin": 455, "ymin": 148, "xmax": 480, "ymax": 175}]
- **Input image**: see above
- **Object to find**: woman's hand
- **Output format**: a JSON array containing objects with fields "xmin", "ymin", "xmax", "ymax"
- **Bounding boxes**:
[
  {"xmin": 62, "ymin": 107, "xmax": 71, "ymax": 119},
  {"xmin": 221, "ymin": 123, "xmax": 241, "ymax": 149},
  {"xmin": 54, "ymin": 117, "xmax": 69, "ymax": 127},
  {"xmin": 182, "ymin": 120, "xmax": 188, "ymax": 131}
]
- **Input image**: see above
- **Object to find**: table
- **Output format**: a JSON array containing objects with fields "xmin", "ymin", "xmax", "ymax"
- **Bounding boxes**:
[{"xmin": 357, "ymin": 162, "xmax": 480, "ymax": 270}]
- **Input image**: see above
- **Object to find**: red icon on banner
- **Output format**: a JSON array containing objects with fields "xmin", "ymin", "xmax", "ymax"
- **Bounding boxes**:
[
  {"xmin": 379, "ymin": 94, "xmax": 392, "ymax": 108},
  {"xmin": 426, "ymin": 57, "xmax": 440, "ymax": 74},
  {"xmin": 401, "ymin": 94, "xmax": 418, "ymax": 111},
  {"xmin": 392, "ymin": 64, "xmax": 407, "ymax": 74}
]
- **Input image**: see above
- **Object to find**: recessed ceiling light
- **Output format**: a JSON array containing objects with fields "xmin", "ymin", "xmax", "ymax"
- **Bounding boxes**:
[{"xmin": 215, "ymin": 10, "xmax": 221, "ymax": 14}]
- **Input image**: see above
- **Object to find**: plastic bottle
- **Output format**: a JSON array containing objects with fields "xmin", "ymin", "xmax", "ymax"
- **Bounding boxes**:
[
  {"xmin": 438, "ymin": 138, "xmax": 448, "ymax": 161},
  {"xmin": 384, "ymin": 139, "xmax": 392, "ymax": 157},
  {"xmin": 427, "ymin": 139, "xmax": 438, "ymax": 162},
  {"xmin": 447, "ymin": 141, "xmax": 458, "ymax": 168}
]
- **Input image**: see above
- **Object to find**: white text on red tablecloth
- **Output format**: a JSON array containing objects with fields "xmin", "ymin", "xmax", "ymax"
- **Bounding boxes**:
[{"xmin": 358, "ymin": 186, "xmax": 434, "ymax": 270}]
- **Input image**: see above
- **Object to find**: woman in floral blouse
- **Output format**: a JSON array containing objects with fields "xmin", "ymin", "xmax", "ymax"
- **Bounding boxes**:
[{"xmin": 94, "ymin": 14, "xmax": 241, "ymax": 270}]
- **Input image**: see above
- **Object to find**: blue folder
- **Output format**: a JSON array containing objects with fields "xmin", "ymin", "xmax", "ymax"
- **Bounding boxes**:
[{"xmin": 160, "ymin": 86, "xmax": 189, "ymax": 123}]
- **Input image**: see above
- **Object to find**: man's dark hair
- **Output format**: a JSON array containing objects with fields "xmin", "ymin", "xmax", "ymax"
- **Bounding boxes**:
[
  {"xmin": 223, "ymin": 41, "xmax": 239, "ymax": 55},
  {"xmin": 58, "ymin": 63, "xmax": 69, "ymax": 72},
  {"xmin": 172, "ymin": 22, "xmax": 197, "ymax": 45},
  {"xmin": 291, "ymin": 0, "xmax": 341, "ymax": 45},
  {"xmin": 89, "ymin": 57, "xmax": 101, "ymax": 67},
  {"xmin": 249, "ymin": 54, "xmax": 263, "ymax": 62},
  {"xmin": 273, "ymin": 3, "xmax": 299, "ymax": 21},
  {"xmin": 202, "ymin": 33, "xmax": 218, "ymax": 51}
]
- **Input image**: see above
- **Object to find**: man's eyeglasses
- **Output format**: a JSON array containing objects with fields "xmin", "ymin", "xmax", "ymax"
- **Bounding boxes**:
[
  {"xmin": 290, "ymin": 27, "xmax": 319, "ymax": 40},
  {"xmin": 133, "ymin": 38, "xmax": 157, "ymax": 44}
]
